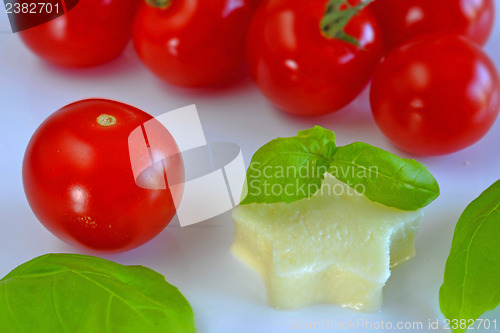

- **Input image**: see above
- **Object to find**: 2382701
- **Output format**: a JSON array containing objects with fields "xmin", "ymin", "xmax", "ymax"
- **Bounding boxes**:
[
  {"xmin": 5, "ymin": 2, "xmax": 60, "ymax": 14},
  {"xmin": 443, "ymin": 318, "xmax": 497, "ymax": 330}
]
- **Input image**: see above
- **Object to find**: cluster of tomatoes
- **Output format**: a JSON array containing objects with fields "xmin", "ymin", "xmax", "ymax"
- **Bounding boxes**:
[
  {"xmin": 19, "ymin": 0, "xmax": 499, "ymax": 156},
  {"xmin": 248, "ymin": 0, "xmax": 499, "ymax": 155},
  {"xmin": 18, "ymin": 0, "xmax": 500, "ymax": 252}
]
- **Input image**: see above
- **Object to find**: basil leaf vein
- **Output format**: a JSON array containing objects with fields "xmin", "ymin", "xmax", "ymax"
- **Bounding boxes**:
[
  {"xmin": 440, "ymin": 180, "xmax": 500, "ymax": 332},
  {"xmin": 239, "ymin": 126, "xmax": 439, "ymax": 211},
  {"xmin": 330, "ymin": 142, "xmax": 440, "ymax": 210},
  {"xmin": 0, "ymin": 254, "xmax": 196, "ymax": 333},
  {"xmin": 240, "ymin": 126, "xmax": 336, "ymax": 204}
]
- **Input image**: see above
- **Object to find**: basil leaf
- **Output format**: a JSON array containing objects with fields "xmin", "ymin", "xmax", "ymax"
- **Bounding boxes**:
[
  {"xmin": 239, "ymin": 127, "xmax": 439, "ymax": 210},
  {"xmin": 0, "ymin": 254, "xmax": 196, "ymax": 333},
  {"xmin": 439, "ymin": 180, "xmax": 500, "ymax": 333},
  {"xmin": 329, "ymin": 142, "xmax": 440, "ymax": 211},
  {"xmin": 240, "ymin": 126, "xmax": 336, "ymax": 204}
]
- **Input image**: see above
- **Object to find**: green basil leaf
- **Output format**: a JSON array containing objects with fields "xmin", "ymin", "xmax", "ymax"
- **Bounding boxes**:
[
  {"xmin": 0, "ymin": 254, "xmax": 196, "ymax": 333},
  {"xmin": 439, "ymin": 180, "xmax": 500, "ymax": 333},
  {"xmin": 329, "ymin": 142, "xmax": 440, "ymax": 211},
  {"xmin": 240, "ymin": 126, "xmax": 336, "ymax": 204},
  {"xmin": 239, "ymin": 127, "xmax": 439, "ymax": 210}
]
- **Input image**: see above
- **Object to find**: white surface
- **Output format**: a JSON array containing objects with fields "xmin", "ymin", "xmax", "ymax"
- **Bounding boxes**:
[{"xmin": 0, "ymin": 8, "xmax": 499, "ymax": 333}]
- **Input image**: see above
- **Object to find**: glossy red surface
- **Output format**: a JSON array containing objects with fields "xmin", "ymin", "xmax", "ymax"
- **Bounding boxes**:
[
  {"xmin": 22, "ymin": 99, "xmax": 184, "ymax": 252},
  {"xmin": 251, "ymin": 0, "xmax": 263, "ymax": 8},
  {"xmin": 370, "ymin": 35, "xmax": 500, "ymax": 156},
  {"xmin": 133, "ymin": 0, "xmax": 253, "ymax": 88},
  {"xmin": 371, "ymin": 0, "xmax": 495, "ymax": 51},
  {"xmin": 19, "ymin": 0, "xmax": 140, "ymax": 68},
  {"xmin": 246, "ymin": 0, "xmax": 383, "ymax": 116}
]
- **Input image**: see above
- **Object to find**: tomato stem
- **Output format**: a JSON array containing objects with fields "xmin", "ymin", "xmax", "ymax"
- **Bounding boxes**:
[
  {"xmin": 97, "ymin": 114, "xmax": 117, "ymax": 127},
  {"xmin": 320, "ymin": 0, "xmax": 373, "ymax": 47},
  {"xmin": 145, "ymin": 0, "xmax": 171, "ymax": 9}
]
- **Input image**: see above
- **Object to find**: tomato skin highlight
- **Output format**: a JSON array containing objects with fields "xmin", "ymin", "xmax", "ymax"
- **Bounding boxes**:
[
  {"xmin": 246, "ymin": 0, "xmax": 383, "ymax": 116},
  {"xmin": 371, "ymin": 0, "xmax": 495, "ymax": 52},
  {"xmin": 133, "ymin": 0, "xmax": 253, "ymax": 88},
  {"xmin": 370, "ymin": 35, "xmax": 500, "ymax": 156},
  {"xmin": 19, "ymin": 0, "xmax": 141, "ymax": 68},
  {"xmin": 22, "ymin": 99, "xmax": 184, "ymax": 252}
]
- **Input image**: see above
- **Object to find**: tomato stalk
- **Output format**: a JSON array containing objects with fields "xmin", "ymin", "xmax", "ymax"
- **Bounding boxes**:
[
  {"xmin": 320, "ymin": 0, "xmax": 373, "ymax": 47},
  {"xmin": 146, "ymin": 0, "xmax": 171, "ymax": 9}
]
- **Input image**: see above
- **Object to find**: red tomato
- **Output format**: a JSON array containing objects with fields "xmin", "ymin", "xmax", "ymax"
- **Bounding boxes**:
[
  {"xmin": 371, "ymin": 0, "xmax": 495, "ymax": 52},
  {"xmin": 133, "ymin": 0, "xmax": 253, "ymax": 88},
  {"xmin": 370, "ymin": 35, "xmax": 500, "ymax": 156},
  {"xmin": 19, "ymin": 0, "xmax": 140, "ymax": 68},
  {"xmin": 246, "ymin": 0, "xmax": 383, "ymax": 116},
  {"xmin": 252, "ymin": 0, "xmax": 263, "ymax": 8},
  {"xmin": 22, "ymin": 99, "xmax": 184, "ymax": 252}
]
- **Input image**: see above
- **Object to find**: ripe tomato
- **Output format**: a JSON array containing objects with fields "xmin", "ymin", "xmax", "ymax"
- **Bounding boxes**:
[
  {"xmin": 371, "ymin": 0, "xmax": 495, "ymax": 52},
  {"xmin": 370, "ymin": 35, "xmax": 500, "ymax": 156},
  {"xmin": 22, "ymin": 99, "xmax": 184, "ymax": 252},
  {"xmin": 19, "ymin": 0, "xmax": 140, "ymax": 68},
  {"xmin": 252, "ymin": 0, "xmax": 263, "ymax": 8},
  {"xmin": 133, "ymin": 0, "xmax": 253, "ymax": 88},
  {"xmin": 246, "ymin": 0, "xmax": 382, "ymax": 116}
]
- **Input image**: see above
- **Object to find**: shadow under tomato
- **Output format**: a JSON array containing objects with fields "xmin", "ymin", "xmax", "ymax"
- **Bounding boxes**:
[
  {"xmin": 151, "ymin": 64, "xmax": 254, "ymax": 98},
  {"xmin": 35, "ymin": 43, "xmax": 143, "ymax": 80},
  {"xmin": 263, "ymin": 85, "xmax": 382, "ymax": 142},
  {"xmin": 266, "ymin": 83, "xmax": 371, "ymax": 120},
  {"xmin": 55, "ymin": 217, "xmax": 192, "ymax": 280}
]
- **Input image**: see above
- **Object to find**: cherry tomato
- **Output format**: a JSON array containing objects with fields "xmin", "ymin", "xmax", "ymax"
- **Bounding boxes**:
[
  {"xmin": 370, "ymin": 35, "xmax": 500, "ymax": 156},
  {"xmin": 371, "ymin": 0, "xmax": 495, "ymax": 52},
  {"xmin": 133, "ymin": 0, "xmax": 253, "ymax": 88},
  {"xmin": 252, "ymin": 0, "xmax": 263, "ymax": 8},
  {"xmin": 22, "ymin": 99, "xmax": 184, "ymax": 252},
  {"xmin": 19, "ymin": 0, "xmax": 140, "ymax": 68},
  {"xmin": 246, "ymin": 0, "xmax": 383, "ymax": 116}
]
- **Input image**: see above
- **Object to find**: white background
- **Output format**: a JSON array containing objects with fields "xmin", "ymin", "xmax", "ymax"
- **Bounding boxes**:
[{"xmin": 0, "ymin": 5, "xmax": 499, "ymax": 333}]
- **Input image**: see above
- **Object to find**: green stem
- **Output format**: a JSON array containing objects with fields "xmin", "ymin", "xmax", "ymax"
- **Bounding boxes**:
[
  {"xmin": 320, "ymin": 0, "xmax": 373, "ymax": 47},
  {"xmin": 145, "ymin": 0, "xmax": 171, "ymax": 9}
]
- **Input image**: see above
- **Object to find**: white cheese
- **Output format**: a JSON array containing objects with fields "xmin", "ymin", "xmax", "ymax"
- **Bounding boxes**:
[{"xmin": 231, "ymin": 174, "xmax": 422, "ymax": 311}]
